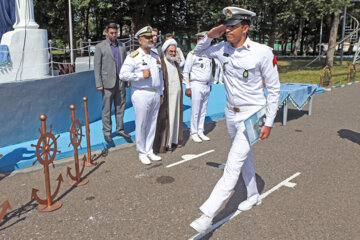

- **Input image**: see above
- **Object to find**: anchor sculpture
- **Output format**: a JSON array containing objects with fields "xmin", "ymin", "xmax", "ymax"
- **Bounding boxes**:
[
  {"xmin": 0, "ymin": 154, "xmax": 5, "ymax": 178},
  {"xmin": 0, "ymin": 200, "xmax": 11, "ymax": 223},
  {"xmin": 30, "ymin": 114, "xmax": 63, "ymax": 212},
  {"xmin": 0, "ymin": 155, "xmax": 11, "ymax": 222},
  {"xmin": 83, "ymin": 97, "xmax": 97, "ymax": 167},
  {"xmin": 67, "ymin": 105, "xmax": 88, "ymax": 186}
]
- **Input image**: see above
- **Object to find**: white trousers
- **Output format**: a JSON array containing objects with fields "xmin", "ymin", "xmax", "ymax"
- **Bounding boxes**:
[
  {"xmin": 213, "ymin": 64, "xmax": 224, "ymax": 84},
  {"xmin": 190, "ymin": 82, "xmax": 210, "ymax": 136},
  {"xmin": 200, "ymin": 105, "xmax": 262, "ymax": 218},
  {"xmin": 131, "ymin": 89, "xmax": 160, "ymax": 156}
]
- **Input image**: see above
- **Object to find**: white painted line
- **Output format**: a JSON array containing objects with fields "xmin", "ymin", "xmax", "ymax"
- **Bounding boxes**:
[
  {"xmin": 188, "ymin": 172, "xmax": 301, "ymax": 240},
  {"xmin": 166, "ymin": 150, "xmax": 215, "ymax": 168}
]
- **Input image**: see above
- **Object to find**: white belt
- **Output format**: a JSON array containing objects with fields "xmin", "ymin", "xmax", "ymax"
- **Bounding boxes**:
[
  {"xmin": 190, "ymin": 80, "xmax": 210, "ymax": 85},
  {"xmin": 226, "ymin": 103, "xmax": 262, "ymax": 113}
]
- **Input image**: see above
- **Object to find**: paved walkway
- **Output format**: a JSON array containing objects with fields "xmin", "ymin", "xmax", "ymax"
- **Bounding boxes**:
[{"xmin": 0, "ymin": 83, "xmax": 359, "ymax": 239}]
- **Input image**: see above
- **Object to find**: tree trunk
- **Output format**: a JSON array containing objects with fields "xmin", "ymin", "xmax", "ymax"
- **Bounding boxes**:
[
  {"xmin": 186, "ymin": 32, "xmax": 191, "ymax": 52},
  {"xmin": 293, "ymin": 17, "xmax": 304, "ymax": 56},
  {"xmin": 326, "ymin": 12, "xmax": 341, "ymax": 67},
  {"xmin": 282, "ymin": 39, "xmax": 288, "ymax": 55},
  {"xmin": 268, "ymin": 30, "xmax": 276, "ymax": 49},
  {"xmin": 290, "ymin": 31, "xmax": 294, "ymax": 53},
  {"xmin": 85, "ymin": 7, "xmax": 90, "ymax": 40}
]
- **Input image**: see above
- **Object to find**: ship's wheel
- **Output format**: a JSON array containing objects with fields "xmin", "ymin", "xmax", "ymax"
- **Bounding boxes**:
[
  {"xmin": 69, "ymin": 119, "xmax": 84, "ymax": 148},
  {"xmin": 32, "ymin": 128, "xmax": 60, "ymax": 167}
]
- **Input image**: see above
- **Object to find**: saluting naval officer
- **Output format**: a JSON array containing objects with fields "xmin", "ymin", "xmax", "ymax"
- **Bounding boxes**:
[
  {"xmin": 183, "ymin": 31, "xmax": 213, "ymax": 143},
  {"xmin": 190, "ymin": 7, "xmax": 280, "ymax": 233},
  {"xmin": 119, "ymin": 26, "xmax": 164, "ymax": 165}
]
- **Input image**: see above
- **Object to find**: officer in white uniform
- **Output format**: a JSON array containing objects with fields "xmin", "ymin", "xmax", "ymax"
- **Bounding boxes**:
[
  {"xmin": 119, "ymin": 26, "xmax": 164, "ymax": 165},
  {"xmin": 183, "ymin": 32, "xmax": 213, "ymax": 143},
  {"xmin": 190, "ymin": 7, "xmax": 280, "ymax": 233}
]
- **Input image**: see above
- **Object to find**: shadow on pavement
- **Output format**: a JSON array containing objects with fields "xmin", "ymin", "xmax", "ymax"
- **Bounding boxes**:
[
  {"xmin": 274, "ymin": 107, "xmax": 308, "ymax": 124},
  {"xmin": 54, "ymin": 160, "xmax": 105, "ymax": 202},
  {"xmin": 182, "ymin": 121, "xmax": 217, "ymax": 147},
  {"xmin": 198, "ymin": 165, "xmax": 265, "ymax": 240},
  {"xmin": 0, "ymin": 199, "xmax": 36, "ymax": 231},
  {"xmin": 338, "ymin": 129, "xmax": 360, "ymax": 144}
]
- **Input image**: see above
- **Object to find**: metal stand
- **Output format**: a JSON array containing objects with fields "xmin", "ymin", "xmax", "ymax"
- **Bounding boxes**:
[
  {"xmin": 0, "ymin": 154, "xmax": 4, "ymax": 178},
  {"xmin": 31, "ymin": 115, "xmax": 63, "ymax": 212},
  {"xmin": 83, "ymin": 97, "xmax": 97, "ymax": 167},
  {"xmin": 282, "ymin": 102, "xmax": 288, "ymax": 126},
  {"xmin": 67, "ymin": 105, "xmax": 88, "ymax": 186},
  {"xmin": 308, "ymin": 96, "xmax": 313, "ymax": 116}
]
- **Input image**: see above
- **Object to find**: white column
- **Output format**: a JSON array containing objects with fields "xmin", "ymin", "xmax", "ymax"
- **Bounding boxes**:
[{"xmin": 14, "ymin": 0, "xmax": 39, "ymax": 29}]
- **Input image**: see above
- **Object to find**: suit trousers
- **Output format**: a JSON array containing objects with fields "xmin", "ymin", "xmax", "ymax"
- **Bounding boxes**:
[
  {"xmin": 200, "ymin": 105, "xmax": 262, "ymax": 218},
  {"xmin": 102, "ymin": 79, "xmax": 126, "ymax": 136},
  {"xmin": 190, "ymin": 82, "xmax": 210, "ymax": 136},
  {"xmin": 131, "ymin": 89, "xmax": 160, "ymax": 156}
]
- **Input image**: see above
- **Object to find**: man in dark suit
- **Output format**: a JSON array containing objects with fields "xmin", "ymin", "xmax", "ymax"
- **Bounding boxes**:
[{"xmin": 94, "ymin": 23, "xmax": 131, "ymax": 142}]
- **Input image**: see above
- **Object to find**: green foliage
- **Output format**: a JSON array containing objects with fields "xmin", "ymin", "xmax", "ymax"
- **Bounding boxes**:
[{"xmin": 33, "ymin": 0, "xmax": 360, "ymax": 57}]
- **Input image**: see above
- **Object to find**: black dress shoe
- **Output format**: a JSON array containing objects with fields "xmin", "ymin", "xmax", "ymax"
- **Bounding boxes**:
[
  {"xmin": 104, "ymin": 135, "xmax": 113, "ymax": 143},
  {"xmin": 116, "ymin": 131, "xmax": 131, "ymax": 138}
]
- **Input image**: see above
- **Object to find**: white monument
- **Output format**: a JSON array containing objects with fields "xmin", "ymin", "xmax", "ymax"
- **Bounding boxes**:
[{"xmin": 0, "ymin": 0, "xmax": 49, "ymax": 82}]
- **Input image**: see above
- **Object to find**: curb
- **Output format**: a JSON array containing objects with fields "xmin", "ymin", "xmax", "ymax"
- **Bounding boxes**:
[{"xmin": 324, "ymin": 80, "xmax": 360, "ymax": 91}]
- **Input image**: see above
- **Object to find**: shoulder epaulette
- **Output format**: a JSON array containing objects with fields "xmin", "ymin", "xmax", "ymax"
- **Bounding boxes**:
[
  {"xmin": 190, "ymin": 50, "xmax": 194, "ymax": 54},
  {"xmin": 130, "ymin": 51, "xmax": 139, "ymax": 58}
]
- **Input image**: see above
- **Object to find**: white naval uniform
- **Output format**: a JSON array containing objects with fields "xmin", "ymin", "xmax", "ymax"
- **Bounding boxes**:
[
  {"xmin": 119, "ymin": 48, "xmax": 164, "ymax": 157},
  {"xmin": 193, "ymin": 36, "xmax": 280, "ymax": 218},
  {"xmin": 183, "ymin": 51, "xmax": 212, "ymax": 137},
  {"xmin": 213, "ymin": 58, "xmax": 224, "ymax": 84}
]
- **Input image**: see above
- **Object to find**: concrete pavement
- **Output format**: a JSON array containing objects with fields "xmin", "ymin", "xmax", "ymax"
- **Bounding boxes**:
[{"xmin": 0, "ymin": 83, "xmax": 359, "ymax": 239}]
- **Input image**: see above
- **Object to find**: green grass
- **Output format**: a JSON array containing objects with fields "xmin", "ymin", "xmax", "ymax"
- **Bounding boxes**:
[
  {"xmin": 51, "ymin": 50, "xmax": 66, "ymax": 55},
  {"xmin": 278, "ymin": 58, "xmax": 360, "ymax": 86}
]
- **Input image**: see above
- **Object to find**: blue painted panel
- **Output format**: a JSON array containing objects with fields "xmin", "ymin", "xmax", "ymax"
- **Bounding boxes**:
[{"xmin": 0, "ymin": 70, "xmax": 132, "ymax": 147}]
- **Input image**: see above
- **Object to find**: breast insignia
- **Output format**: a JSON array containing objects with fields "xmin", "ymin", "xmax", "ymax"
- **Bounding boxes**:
[
  {"xmin": 223, "ymin": 62, "xmax": 228, "ymax": 72},
  {"xmin": 243, "ymin": 69, "xmax": 249, "ymax": 78}
]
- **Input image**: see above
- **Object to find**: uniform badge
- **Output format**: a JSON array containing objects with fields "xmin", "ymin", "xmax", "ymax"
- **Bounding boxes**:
[
  {"xmin": 273, "ymin": 56, "xmax": 278, "ymax": 67},
  {"xmin": 223, "ymin": 53, "xmax": 229, "ymax": 57},
  {"xmin": 201, "ymin": 64, "xmax": 204, "ymax": 68},
  {"xmin": 222, "ymin": 63, "xmax": 227, "ymax": 72},
  {"xmin": 225, "ymin": 9, "xmax": 232, "ymax": 19},
  {"xmin": 243, "ymin": 70, "xmax": 249, "ymax": 78},
  {"xmin": 130, "ymin": 51, "xmax": 139, "ymax": 58}
]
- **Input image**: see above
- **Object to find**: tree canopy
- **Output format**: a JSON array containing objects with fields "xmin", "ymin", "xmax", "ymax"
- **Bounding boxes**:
[{"xmin": 33, "ymin": 0, "xmax": 360, "ymax": 62}]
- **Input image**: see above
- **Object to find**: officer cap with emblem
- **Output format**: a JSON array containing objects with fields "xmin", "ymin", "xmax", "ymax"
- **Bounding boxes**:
[
  {"xmin": 196, "ymin": 31, "xmax": 208, "ymax": 40},
  {"xmin": 135, "ymin": 26, "xmax": 153, "ymax": 39},
  {"xmin": 223, "ymin": 7, "xmax": 256, "ymax": 26}
]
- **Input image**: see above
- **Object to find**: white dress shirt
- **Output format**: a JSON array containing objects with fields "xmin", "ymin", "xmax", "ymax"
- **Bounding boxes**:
[
  {"xmin": 183, "ymin": 51, "xmax": 213, "ymax": 89},
  {"xmin": 194, "ymin": 36, "xmax": 280, "ymax": 127},
  {"xmin": 119, "ymin": 47, "xmax": 164, "ymax": 95}
]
